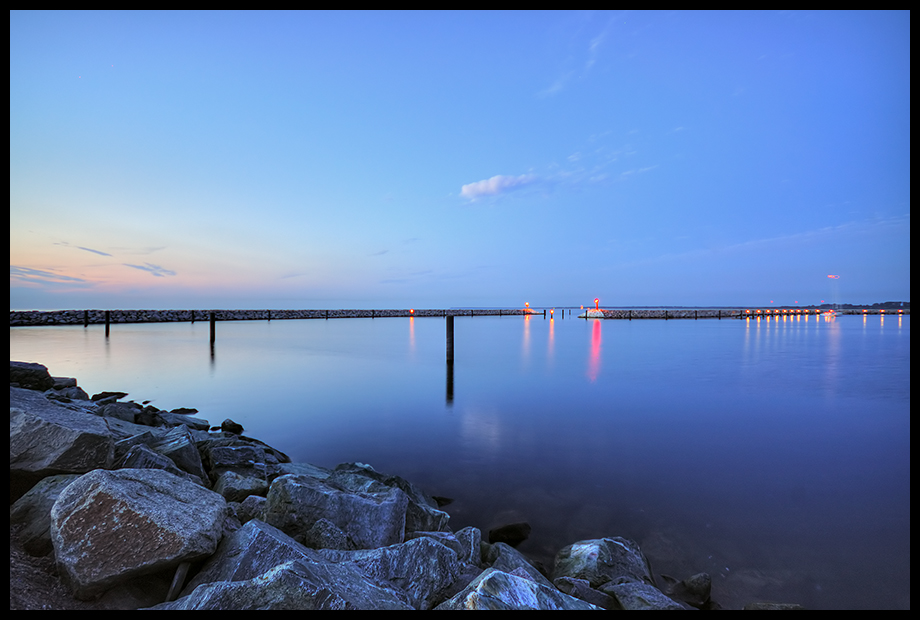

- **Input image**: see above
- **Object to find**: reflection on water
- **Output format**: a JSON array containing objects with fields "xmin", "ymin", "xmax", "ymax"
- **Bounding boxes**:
[
  {"xmin": 9, "ymin": 314, "xmax": 910, "ymax": 609},
  {"xmin": 587, "ymin": 319, "xmax": 602, "ymax": 382}
]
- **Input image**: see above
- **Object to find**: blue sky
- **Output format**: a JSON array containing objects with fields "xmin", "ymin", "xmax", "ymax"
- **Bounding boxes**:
[{"xmin": 10, "ymin": 11, "xmax": 910, "ymax": 309}]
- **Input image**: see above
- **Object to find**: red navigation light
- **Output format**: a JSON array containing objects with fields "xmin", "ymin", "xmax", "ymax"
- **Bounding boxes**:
[
  {"xmin": 410, "ymin": 309, "xmax": 414, "ymax": 314},
  {"xmin": 525, "ymin": 302, "xmax": 529, "ymax": 308},
  {"xmin": 594, "ymin": 298, "xmax": 599, "ymax": 311}
]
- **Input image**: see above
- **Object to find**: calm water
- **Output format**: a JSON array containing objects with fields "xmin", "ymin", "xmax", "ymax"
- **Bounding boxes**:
[{"xmin": 10, "ymin": 313, "xmax": 910, "ymax": 609}]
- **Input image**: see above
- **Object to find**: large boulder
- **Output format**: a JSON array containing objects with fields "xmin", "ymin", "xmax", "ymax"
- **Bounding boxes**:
[
  {"xmin": 10, "ymin": 361, "xmax": 55, "ymax": 391},
  {"xmin": 50, "ymin": 468, "xmax": 228, "ymax": 600},
  {"xmin": 263, "ymin": 473, "xmax": 409, "ymax": 550},
  {"xmin": 553, "ymin": 537, "xmax": 654, "ymax": 588},
  {"xmin": 152, "ymin": 559, "xmax": 413, "ymax": 610},
  {"xmin": 435, "ymin": 568, "xmax": 600, "ymax": 610},
  {"xmin": 9, "ymin": 473, "xmax": 81, "ymax": 556},
  {"xmin": 10, "ymin": 387, "xmax": 115, "ymax": 500},
  {"xmin": 317, "ymin": 535, "xmax": 464, "ymax": 609},
  {"xmin": 328, "ymin": 462, "xmax": 450, "ymax": 535}
]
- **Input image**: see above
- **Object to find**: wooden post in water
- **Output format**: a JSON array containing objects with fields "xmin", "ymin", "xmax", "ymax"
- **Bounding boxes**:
[
  {"xmin": 83, "ymin": 310, "xmax": 89, "ymax": 328},
  {"xmin": 210, "ymin": 312, "xmax": 216, "ymax": 344},
  {"xmin": 446, "ymin": 314, "xmax": 454, "ymax": 363},
  {"xmin": 104, "ymin": 311, "xmax": 110, "ymax": 337}
]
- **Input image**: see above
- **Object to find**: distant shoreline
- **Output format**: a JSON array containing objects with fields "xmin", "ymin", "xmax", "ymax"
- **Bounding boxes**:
[{"xmin": 9, "ymin": 305, "xmax": 908, "ymax": 327}]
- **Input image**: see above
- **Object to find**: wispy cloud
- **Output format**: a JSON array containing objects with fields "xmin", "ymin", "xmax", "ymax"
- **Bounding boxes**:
[
  {"xmin": 10, "ymin": 265, "xmax": 87, "ymax": 284},
  {"xmin": 460, "ymin": 174, "xmax": 539, "ymax": 201},
  {"xmin": 123, "ymin": 263, "xmax": 176, "ymax": 277},
  {"xmin": 55, "ymin": 241, "xmax": 112, "ymax": 257}
]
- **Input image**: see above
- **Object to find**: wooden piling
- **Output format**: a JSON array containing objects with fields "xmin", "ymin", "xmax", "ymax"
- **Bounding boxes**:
[
  {"xmin": 104, "ymin": 310, "xmax": 110, "ymax": 337},
  {"xmin": 446, "ymin": 315, "xmax": 454, "ymax": 363},
  {"xmin": 83, "ymin": 310, "xmax": 89, "ymax": 328},
  {"xmin": 210, "ymin": 312, "xmax": 216, "ymax": 344}
]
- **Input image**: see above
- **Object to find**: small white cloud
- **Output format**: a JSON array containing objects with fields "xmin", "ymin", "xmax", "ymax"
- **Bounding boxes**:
[{"xmin": 460, "ymin": 174, "xmax": 538, "ymax": 201}]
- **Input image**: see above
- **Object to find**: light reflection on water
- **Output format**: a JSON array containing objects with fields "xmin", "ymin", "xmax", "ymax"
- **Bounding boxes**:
[{"xmin": 9, "ymin": 314, "xmax": 910, "ymax": 609}]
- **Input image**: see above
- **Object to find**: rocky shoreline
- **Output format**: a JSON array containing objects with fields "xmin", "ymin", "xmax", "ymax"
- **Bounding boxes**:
[{"xmin": 10, "ymin": 360, "xmax": 803, "ymax": 610}]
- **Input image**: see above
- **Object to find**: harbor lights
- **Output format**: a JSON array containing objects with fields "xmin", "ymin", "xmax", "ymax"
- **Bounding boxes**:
[{"xmin": 594, "ymin": 298, "xmax": 599, "ymax": 311}]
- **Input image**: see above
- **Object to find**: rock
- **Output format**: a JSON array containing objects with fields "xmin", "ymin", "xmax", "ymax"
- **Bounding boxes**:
[
  {"xmin": 263, "ymin": 473, "xmax": 409, "ymax": 550},
  {"xmin": 10, "ymin": 361, "xmax": 55, "ymax": 391},
  {"xmin": 598, "ymin": 580, "xmax": 689, "ymax": 610},
  {"xmin": 199, "ymin": 438, "xmax": 280, "ymax": 483},
  {"xmin": 91, "ymin": 391, "xmax": 129, "ymax": 404},
  {"xmin": 236, "ymin": 495, "xmax": 267, "ymax": 524},
  {"xmin": 213, "ymin": 471, "xmax": 269, "ymax": 503},
  {"xmin": 153, "ymin": 559, "xmax": 413, "ymax": 610},
  {"xmin": 148, "ymin": 425, "xmax": 209, "ymax": 483},
  {"xmin": 435, "ymin": 568, "xmax": 600, "ymax": 610},
  {"xmin": 50, "ymin": 468, "xmax": 228, "ymax": 600},
  {"xmin": 99, "ymin": 402, "xmax": 140, "ymax": 423},
  {"xmin": 328, "ymin": 462, "xmax": 450, "ymax": 536},
  {"xmin": 484, "ymin": 542, "xmax": 554, "ymax": 590},
  {"xmin": 488, "ymin": 521, "xmax": 531, "ymax": 547},
  {"xmin": 9, "ymin": 474, "xmax": 81, "ymax": 556},
  {"xmin": 10, "ymin": 387, "xmax": 115, "ymax": 500},
  {"xmin": 317, "ymin": 535, "xmax": 464, "ymax": 609},
  {"xmin": 553, "ymin": 537, "xmax": 654, "ymax": 588},
  {"xmin": 220, "ymin": 418, "xmax": 244, "ymax": 434},
  {"xmin": 660, "ymin": 571, "xmax": 713, "ymax": 609},
  {"xmin": 553, "ymin": 576, "xmax": 617, "ymax": 609},
  {"xmin": 301, "ymin": 517, "xmax": 352, "ymax": 550},
  {"xmin": 118, "ymin": 443, "xmax": 201, "ymax": 484},
  {"xmin": 406, "ymin": 526, "xmax": 481, "ymax": 566},
  {"xmin": 177, "ymin": 519, "xmax": 411, "ymax": 610}
]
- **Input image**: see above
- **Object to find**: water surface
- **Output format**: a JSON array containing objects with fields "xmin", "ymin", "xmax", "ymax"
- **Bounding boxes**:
[{"xmin": 10, "ymin": 313, "xmax": 910, "ymax": 609}]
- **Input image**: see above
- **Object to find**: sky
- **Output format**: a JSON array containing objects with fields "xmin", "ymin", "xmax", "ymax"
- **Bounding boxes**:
[{"xmin": 10, "ymin": 10, "xmax": 911, "ymax": 310}]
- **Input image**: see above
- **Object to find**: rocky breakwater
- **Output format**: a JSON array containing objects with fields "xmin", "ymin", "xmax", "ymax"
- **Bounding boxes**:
[
  {"xmin": 10, "ymin": 308, "xmax": 533, "ymax": 327},
  {"xmin": 10, "ymin": 360, "xmax": 802, "ymax": 610}
]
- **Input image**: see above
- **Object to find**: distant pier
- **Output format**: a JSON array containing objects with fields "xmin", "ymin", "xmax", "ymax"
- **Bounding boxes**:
[{"xmin": 8, "ymin": 306, "xmax": 907, "ymax": 327}]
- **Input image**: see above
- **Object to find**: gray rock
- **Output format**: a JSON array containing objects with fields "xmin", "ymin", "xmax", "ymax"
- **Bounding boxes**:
[
  {"xmin": 9, "ymin": 473, "xmax": 81, "ymax": 556},
  {"xmin": 99, "ymin": 401, "xmax": 141, "ymax": 423},
  {"xmin": 302, "ymin": 517, "xmax": 352, "ymax": 550},
  {"xmin": 213, "ymin": 470, "xmax": 269, "ymax": 502},
  {"xmin": 236, "ymin": 494, "xmax": 267, "ymax": 524},
  {"xmin": 149, "ymin": 425, "xmax": 210, "ymax": 482},
  {"xmin": 50, "ymin": 468, "xmax": 227, "ymax": 600},
  {"xmin": 598, "ymin": 580, "xmax": 689, "ymax": 610},
  {"xmin": 263, "ymin": 473, "xmax": 409, "ymax": 550},
  {"xmin": 553, "ymin": 537, "xmax": 654, "ymax": 588},
  {"xmin": 10, "ymin": 387, "xmax": 115, "ymax": 499},
  {"xmin": 660, "ymin": 571, "xmax": 713, "ymax": 609},
  {"xmin": 485, "ymin": 542, "xmax": 555, "ymax": 590},
  {"xmin": 178, "ymin": 519, "xmax": 412, "ymax": 609},
  {"xmin": 118, "ymin": 443, "xmax": 201, "ymax": 484},
  {"xmin": 181, "ymin": 519, "xmax": 321, "ymax": 594},
  {"xmin": 200, "ymin": 439, "xmax": 279, "ymax": 483},
  {"xmin": 153, "ymin": 559, "xmax": 413, "ymax": 610},
  {"xmin": 435, "ymin": 568, "xmax": 600, "ymax": 610},
  {"xmin": 10, "ymin": 361, "xmax": 55, "ymax": 391},
  {"xmin": 554, "ymin": 576, "xmax": 618, "ymax": 609},
  {"xmin": 328, "ymin": 463, "xmax": 451, "ymax": 536},
  {"xmin": 317, "ymin": 536, "xmax": 463, "ymax": 609}
]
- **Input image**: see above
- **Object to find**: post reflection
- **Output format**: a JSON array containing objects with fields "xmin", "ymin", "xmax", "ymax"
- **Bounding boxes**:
[
  {"xmin": 587, "ymin": 319, "xmax": 602, "ymax": 382},
  {"xmin": 547, "ymin": 316, "xmax": 555, "ymax": 363},
  {"xmin": 446, "ymin": 360, "xmax": 454, "ymax": 406}
]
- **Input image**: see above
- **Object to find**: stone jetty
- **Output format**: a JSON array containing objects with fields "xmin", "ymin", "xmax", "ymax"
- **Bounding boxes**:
[
  {"xmin": 9, "ymin": 309, "xmax": 534, "ymax": 327},
  {"xmin": 10, "ymin": 360, "xmax": 804, "ymax": 610}
]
